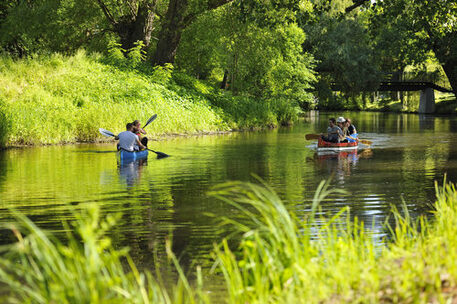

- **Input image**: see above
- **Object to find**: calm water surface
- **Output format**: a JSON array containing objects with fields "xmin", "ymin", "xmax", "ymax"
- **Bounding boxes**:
[{"xmin": 1, "ymin": 111, "xmax": 457, "ymax": 276}]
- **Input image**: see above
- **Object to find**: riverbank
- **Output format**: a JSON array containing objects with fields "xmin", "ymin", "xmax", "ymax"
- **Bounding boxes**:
[
  {"xmin": 0, "ymin": 51, "xmax": 299, "ymax": 147},
  {"xmin": 1, "ymin": 179, "xmax": 457, "ymax": 303}
]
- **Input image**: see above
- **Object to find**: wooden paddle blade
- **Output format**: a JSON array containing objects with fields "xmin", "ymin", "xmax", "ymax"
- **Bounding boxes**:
[
  {"xmin": 99, "ymin": 128, "xmax": 115, "ymax": 137},
  {"xmin": 305, "ymin": 134, "xmax": 321, "ymax": 140},
  {"xmin": 359, "ymin": 139, "xmax": 372, "ymax": 145},
  {"xmin": 143, "ymin": 114, "xmax": 157, "ymax": 128}
]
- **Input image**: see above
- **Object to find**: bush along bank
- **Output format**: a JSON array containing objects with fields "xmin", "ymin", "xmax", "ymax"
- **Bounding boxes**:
[
  {"xmin": 1, "ymin": 180, "xmax": 457, "ymax": 303},
  {"xmin": 0, "ymin": 51, "xmax": 303, "ymax": 147}
]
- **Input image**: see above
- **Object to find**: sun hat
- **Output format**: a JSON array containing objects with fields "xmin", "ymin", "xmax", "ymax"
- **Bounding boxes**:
[{"xmin": 336, "ymin": 117, "xmax": 346, "ymax": 123}]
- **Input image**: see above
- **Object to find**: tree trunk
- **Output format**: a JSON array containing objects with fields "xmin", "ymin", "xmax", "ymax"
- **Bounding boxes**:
[
  {"xmin": 390, "ymin": 72, "xmax": 400, "ymax": 101},
  {"xmin": 152, "ymin": 0, "xmax": 232, "ymax": 66},
  {"xmin": 220, "ymin": 70, "xmax": 229, "ymax": 89},
  {"xmin": 115, "ymin": 2, "xmax": 156, "ymax": 51},
  {"xmin": 153, "ymin": 0, "xmax": 188, "ymax": 65},
  {"xmin": 96, "ymin": 0, "xmax": 156, "ymax": 52},
  {"xmin": 441, "ymin": 60, "xmax": 457, "ymax": 94},
  {"xmin": 432, "ymin": 32, "xmax": 457, "ymax": 93}
]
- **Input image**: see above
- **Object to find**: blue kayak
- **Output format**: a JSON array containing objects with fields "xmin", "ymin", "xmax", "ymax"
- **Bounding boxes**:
[{"xmin": 118, "ymin": 150, "xmax": 149, "ymax": 162}]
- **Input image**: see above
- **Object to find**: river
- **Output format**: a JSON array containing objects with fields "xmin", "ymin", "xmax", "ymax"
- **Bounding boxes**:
[{"xmin": 0, "ymin": 111, "xmax": 456, "ymax": 279}]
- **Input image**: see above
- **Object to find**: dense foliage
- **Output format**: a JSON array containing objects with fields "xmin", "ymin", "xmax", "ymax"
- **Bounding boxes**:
[{"xmin": 1, "ymin": 0, "xmax": 457, "ymax": 139}]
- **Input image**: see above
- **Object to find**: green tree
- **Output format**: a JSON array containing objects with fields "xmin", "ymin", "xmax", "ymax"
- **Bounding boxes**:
[
  {"xmin": 371, "ymin": 0, "xmax": 457, "ymax": 93},
  {"xmin": 0, "ymin": 0, "xmax": 108, "ymax": 54},
  {"xmin": 152, "ymin": 0, "xmax": 233, "ymax": 65},
  {"xmin": 177, "ymin": 1, "xmax": 316, "ymax": 107},
  {"xmin": 300, "ymin": 0, "xmax": 380, "ymax": 107},
  {"xmin": 94, "ymin": 0, "xmax": 158, "ymax": 51}
]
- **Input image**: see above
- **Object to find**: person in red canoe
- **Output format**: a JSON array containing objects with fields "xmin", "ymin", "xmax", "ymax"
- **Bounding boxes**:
[
  {"xmin": 344, "ymin": 117, "xmax": 358, "ymax": 143},
  {"xmin": 132, "ymin": 120, "xmax": 148, "ymax": 148},
  {"xmin": 321, "ymin": 117, "xmax": 344, "ymax": 143}
]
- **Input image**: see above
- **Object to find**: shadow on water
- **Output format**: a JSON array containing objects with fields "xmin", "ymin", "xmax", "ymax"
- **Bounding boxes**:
[{"xmin": 74, "ymin": 150, "xmax": 117, "ymax": 153}]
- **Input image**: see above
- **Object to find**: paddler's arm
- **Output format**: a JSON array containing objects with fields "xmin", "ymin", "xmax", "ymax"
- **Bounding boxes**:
[
  {"xmin": 338, "ymin": 129, "xmax": 345, "ymax": 140},
  {"xmin": 136, "ymin": 138, "xmax": 146, "ymax": 150},
  {"xmin": 139, "ymin": 128, "xmax": 147, "ymax": 135}
]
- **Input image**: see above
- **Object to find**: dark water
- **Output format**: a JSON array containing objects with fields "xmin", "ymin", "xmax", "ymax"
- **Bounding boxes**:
[{"xmin": 1, "ymin": 111, "xmax": 457, "ymax": 276}]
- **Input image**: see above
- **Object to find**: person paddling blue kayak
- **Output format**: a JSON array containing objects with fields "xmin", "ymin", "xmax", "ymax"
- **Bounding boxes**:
[{"xmin": 115, "ymin": 123, "xmax": 146, "ymax": 152}]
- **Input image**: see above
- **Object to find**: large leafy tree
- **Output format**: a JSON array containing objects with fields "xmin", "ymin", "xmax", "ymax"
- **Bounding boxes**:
[
  {"xmin": 177, "ymin": 1, "xmax": 316, "ymax": 106},
  {"xmin": 300, "ymin": 0, "xmax": 380, "ymax": 106},
  {"xmin": 95, "ymin": 0, "xmax": 158, "ymax": 51},
  {"xmin": 0, "ymin": 0, "xmax": 110, "ymax": 54},
  {"xmin": 0, "ymin": 0, "xmax": 234, "ymax": 65},
  {"xmin": 371, "ymin": 0, "xmax": 457, "ymax": 93},
  {"xmin": 153, "ymin": 0, "xmax": 234, "ymax": 65}
]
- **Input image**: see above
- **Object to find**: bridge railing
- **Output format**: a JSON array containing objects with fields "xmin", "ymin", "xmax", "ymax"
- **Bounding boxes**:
[{"xmin": 382, "ymin": 71, "xmax": 447, "ymax": 88}]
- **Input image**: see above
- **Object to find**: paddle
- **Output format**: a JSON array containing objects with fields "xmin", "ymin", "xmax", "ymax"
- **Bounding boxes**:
[
  {"xmin": 305, "ymin": 134, "xmax": 321, "ymax": 140},
  {"xmin": 143, "ymin": 114, "xmax": 157, "ymax": 129},
  {"xmin": 305, "ymin": 133, "xmax": 372, "ymax": 145},
  {"xmin": 99, "ymin": 128, "xmax": 115, "ymax": 137},
  {"xmin": 98, "ymin": 128, "xmax": 169, "ymax": 158},
  {"xmin": 147, "ymin": 149, "xmax": 169, "ymax": 159},
  {"xmin": 358, "ymin": 139, "xmax": 373, "ymax": 145}
]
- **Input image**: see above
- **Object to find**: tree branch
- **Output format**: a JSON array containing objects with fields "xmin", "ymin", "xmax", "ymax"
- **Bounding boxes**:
[
  {"xmin": 95, "ymin": 0, "xmax": 117, "ymax": 25},
  {"xmin": 207, "ymin": 0, "xmax": 233, "ymax": 11},
  {"xmin": 123, "ymin": 0, "xmax": 137, "ymax": 18},
  {"xmin": 345, "ymin": 0, "xmax": 370, "ymax": 14},
  {"xmin": 181, "ymin": 0, "xmax": 233, "ymax": 28}
]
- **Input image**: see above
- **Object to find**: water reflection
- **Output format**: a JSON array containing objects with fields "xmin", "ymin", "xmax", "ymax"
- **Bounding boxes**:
[
  {"xmin": 118, "ymin": 159, "xmax": 148, "ymax": 187},
  {"xmin": 0, "ymin": 112, "xmax": 456, "ymax": 277}
]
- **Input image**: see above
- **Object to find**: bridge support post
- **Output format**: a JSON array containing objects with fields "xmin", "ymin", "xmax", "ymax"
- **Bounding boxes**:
[{"xmin": 419, "ymin": 88, "xmax": 435, "ymax": 114}]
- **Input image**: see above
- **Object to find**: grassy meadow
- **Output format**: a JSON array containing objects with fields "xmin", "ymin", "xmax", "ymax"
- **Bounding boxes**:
[
  {"xmin": 0, "ymin": 51, "xmax": 298, "ymax": 147},
  {"xmin": 1, "ymin": 180, "xmax": 457, "ymax": 303}
]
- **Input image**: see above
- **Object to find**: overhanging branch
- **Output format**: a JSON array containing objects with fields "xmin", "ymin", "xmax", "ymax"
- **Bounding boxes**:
[
  {"xmin": 96, "ymin": 0, "xmax": 117, "ymax": 25},
  {"xmin": 345, "ymin": 0, "xmax": 370, "ymax": 14},
  {"xmin": 181, "ymin": 0, "xmax": 233, "ymax": 28}
]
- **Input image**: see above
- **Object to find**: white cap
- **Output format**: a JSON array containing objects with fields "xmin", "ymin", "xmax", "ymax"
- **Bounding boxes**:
[{"xmin": 336, "ymin": 117, "xmax": 346, "ymax": 123}]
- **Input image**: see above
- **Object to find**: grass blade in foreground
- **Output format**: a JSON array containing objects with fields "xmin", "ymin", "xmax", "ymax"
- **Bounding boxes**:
[
  {"xmin": 210, "ymin": 180, "xmax": 457, "ymax": 303},
  {"xmin": 0, "ymin": 205, "xmax": 205, "ymax": 304}
]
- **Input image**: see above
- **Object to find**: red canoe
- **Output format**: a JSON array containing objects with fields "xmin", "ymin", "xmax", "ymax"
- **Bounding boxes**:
[{"xmin": 317, "ymin": 138, "xmax": 358, "ymax": 151}]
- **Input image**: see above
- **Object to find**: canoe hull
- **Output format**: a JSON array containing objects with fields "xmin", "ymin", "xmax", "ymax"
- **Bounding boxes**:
[
  {"xmin": 317, "ymin": 138, "xmax": 358, "ymax": 151},
  {"xmin": 118, "ymin": 150, "xmax": 149, "ymax": 162}
]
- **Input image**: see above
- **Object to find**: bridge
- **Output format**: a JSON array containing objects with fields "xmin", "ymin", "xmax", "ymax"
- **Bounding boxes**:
[{"xmin": 331, "ymin": 80, "xmax": 454, "ymax": 114}]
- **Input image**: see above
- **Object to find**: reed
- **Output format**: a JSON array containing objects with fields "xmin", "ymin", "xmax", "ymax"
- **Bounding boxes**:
[
  {"xmin": 0, "ymin": 205, "xmax": 207, "ymax": 304},
  {"xmin": 209, "ymin": 180, "xmax": 457, "ymax": 303}
]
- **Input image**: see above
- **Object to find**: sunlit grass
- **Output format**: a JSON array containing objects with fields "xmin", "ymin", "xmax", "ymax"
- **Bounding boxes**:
[
  {"xmin": 0, "ymin": 205, "xmax": 207, "ymax": 304},
  {"xmin": 0, "ymin": 51, "xmax": 227, "ymax": 146},
  {"xmin": 3, "ymin": 180, "xmax": 457, "ymax": 302},
  {"xmin": 209, "ymin": 180, "xmax": 457, "ymax": 303},
  {"xmin": 0, "ymin": 52, "xmax": 301, "ymax": 147}
]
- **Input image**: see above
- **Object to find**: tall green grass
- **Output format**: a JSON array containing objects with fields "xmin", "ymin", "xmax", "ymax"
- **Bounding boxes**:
[
  {"xmin": 0, "ymin": 205, "xmax": 207, "ymax": 304},
  {"xmin": 0, "ymin": 51, "xmax": 301, "ymax": 147},
  {"xmin": 0, "ymin": 51, "xmax": 227, "ymax": 146},
  {"xmin": 210, "ymin": 180, "xmax": 457, "ymax": 303},
  {"xmin": 173, "ymin": 73, "xmax": 301, "ymax": 129},
  {"xmin": 3, "ymin": 180, "xmax": 457, "ymax": 303},
  {"xmin": 0, "ymin": 100, "xmax": 10, "ymax": 147}
]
